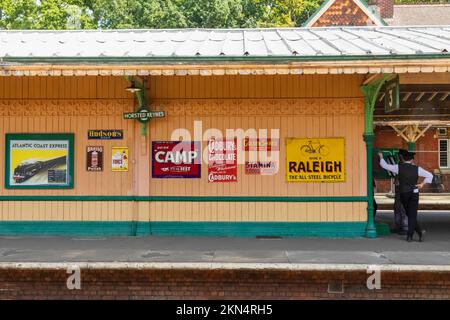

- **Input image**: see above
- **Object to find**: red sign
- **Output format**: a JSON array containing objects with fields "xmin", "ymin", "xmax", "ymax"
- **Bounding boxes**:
[
  {"xmin": 208, "ymin": 138, "xmax": 237, "ymax": 183},
  {"xmin": 152, "ymin": 141, "xmax": 201, "ymax": 178},
  {"xmin": 244, "ymin": 138, "xmax": 280, "ymax": 151}
]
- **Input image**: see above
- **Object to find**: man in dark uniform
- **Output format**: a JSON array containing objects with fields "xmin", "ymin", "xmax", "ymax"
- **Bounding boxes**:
[{"xmin": 378, "ymin": 149, "xmax": 433, "ymax": 242}]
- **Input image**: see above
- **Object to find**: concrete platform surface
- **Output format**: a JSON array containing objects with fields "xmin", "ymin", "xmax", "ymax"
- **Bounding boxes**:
[{"xmin": 0, "ymin": 211, "xmax": 449, "ymax": 268}]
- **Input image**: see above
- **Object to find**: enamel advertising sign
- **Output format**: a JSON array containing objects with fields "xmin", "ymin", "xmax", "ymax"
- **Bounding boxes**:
[
  {"xmin": 243, "ymin": 138, "xmax": 280, "ymax": 151},
  {"xmin": 208, "ymin": 138, "xmax": 238, "ymax": 183},
  {"xmin": 286, "ymin": 137, "xmax": 345, "ymax": 182},
  {"xmin": 111, "ymin": 147, "xmax": 129, "ymax": 172},
  {"xmin": 86, "ymin": 146, "xmax": 104, "ymax": 172},
  {"xmin": 245, "ymin": 161, "xmax": 278, "ymax": 175},
  {"xmin": 152, "ymin": 141, "xmax": 201, "ymax": 178}
]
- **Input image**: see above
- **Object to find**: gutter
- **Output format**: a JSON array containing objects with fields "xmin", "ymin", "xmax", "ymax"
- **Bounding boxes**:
[{"xmin": 1, "ymin": 53, "xmax": 450, "ymax": 65}]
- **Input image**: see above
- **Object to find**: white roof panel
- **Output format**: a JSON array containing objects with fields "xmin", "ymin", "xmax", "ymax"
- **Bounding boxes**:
[{"xmin": 0, "ymin": 26, "xmax": 449, "ymax": 60}]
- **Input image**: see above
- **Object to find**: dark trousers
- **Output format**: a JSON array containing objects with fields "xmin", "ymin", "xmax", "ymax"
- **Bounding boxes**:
[{"xmin": 400, "ymin": 192, "xmax": 421, "ymax": 237}]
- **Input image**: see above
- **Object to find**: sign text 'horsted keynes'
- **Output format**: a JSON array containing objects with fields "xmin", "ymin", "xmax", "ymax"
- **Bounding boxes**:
[
  {"xmin": 123, "ymin": 107, "xmax": 165, "ymax": 123},
  {"xmin": 152, "ymin": 141, "xmax": 201, "ymax": 178},
  {"xmin": 286, "ymin": 137, "xmax": 345, "ymax": 182}
]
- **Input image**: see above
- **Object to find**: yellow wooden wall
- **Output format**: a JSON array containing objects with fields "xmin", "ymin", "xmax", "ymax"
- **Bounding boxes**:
[
  {"xmin": 145, "ymin": 74, "xmax": 367, "ymax": 222},
  {"xmin": 1, "ymin": 74, "xmax": 368, "ymax": 223},
  {"xmin": 0, "ymin": 76, "xmax": 136, "ymax": 221}
]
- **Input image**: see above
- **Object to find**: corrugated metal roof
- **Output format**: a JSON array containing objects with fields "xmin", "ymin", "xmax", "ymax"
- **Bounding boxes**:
[{"xmin": 0, "ymin": 26, "xmax": 449, "ymax": 61}]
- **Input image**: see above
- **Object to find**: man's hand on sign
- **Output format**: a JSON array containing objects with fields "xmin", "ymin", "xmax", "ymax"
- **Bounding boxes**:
[{"xmin": 378, "ymin": 152, "xmax": 384, "ymax": 159}]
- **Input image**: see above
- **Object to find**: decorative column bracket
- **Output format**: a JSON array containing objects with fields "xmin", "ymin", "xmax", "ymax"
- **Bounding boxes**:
[
  {"xmin": 390, "ymin": 124, "xmax": 433, "ymax": 148},
  {"xmin": 125, "ymin": 76, "xmax": 148, "ymax": 136},
  {"xmin": 361, "ymin": 74, "xmax": 396, "ymax": 239}
]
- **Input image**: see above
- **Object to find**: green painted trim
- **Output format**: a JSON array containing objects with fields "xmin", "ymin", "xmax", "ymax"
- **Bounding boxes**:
[
  {"xmin": 4, "ymin": 133, "xmax": 75, "ymax": 189},
  {"xmin": 407, "ymin": 142, "xmax": 415, "ymax": 152},
  {"xmin": 0, "ymin": 221, "xmax": 134, "ymax": 237},
  {"xmin": 0, "ymin": 195, "xmax": 368, "ymax": 202},
  {"xmin": 0, "ymin": 221, "xmax": 367, "ymax": 238},
  {"xmin": 2, "ymin": 53, "xmax": 449, "ymax": 65}
]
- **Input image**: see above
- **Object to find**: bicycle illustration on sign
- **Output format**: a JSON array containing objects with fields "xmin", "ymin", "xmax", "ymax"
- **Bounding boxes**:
[{"xmin": 300, "ymin": 140, "xmax": 330, "ymax": 157}]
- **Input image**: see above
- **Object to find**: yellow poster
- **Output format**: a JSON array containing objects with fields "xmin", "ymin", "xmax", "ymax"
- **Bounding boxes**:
[
  {"xmin": 286, "ymin": 138, "xmax": 345, "ymax": 182},
  {"xmin": 6, "ymin": 133, "xmax": 74, "ymax": 188},
  {"xmin": 112, "ymin": 147, "xmax": 129, "ymax": 172}
]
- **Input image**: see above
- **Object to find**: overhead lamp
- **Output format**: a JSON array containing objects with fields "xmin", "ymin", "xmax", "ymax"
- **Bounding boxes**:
[{"xmin": 125, "ymin": 79, "xmax": 142, "ymax": 93}]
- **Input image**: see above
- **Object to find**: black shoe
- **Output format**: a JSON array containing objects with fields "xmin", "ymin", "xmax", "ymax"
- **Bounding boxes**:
[
  {"xmin": 418, "ymin": 230, "xmax": 425, "ymax": 242},
  {"xmin": 406, "ymin": 235, "xmax": 413, "ymax": 242}
]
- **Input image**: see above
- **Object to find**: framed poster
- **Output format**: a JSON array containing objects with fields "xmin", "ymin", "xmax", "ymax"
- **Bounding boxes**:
[
  {"xmin": 286, "ymin": 137, "xmax": 345, "ymax": 182},
  {"xmin": 86, "ymin": 146, "xmax": 104, "ymax": 172},
  {"xmin": 152, "ymin": 141, "xmax": 201, "ymax": 178},
  {"xmin": 112, "ymin": 147, "xmax": 129, "ymax": 172},
  {"xmin": 208, "ymin": 138, "xmax": 238, "ymax": 183},
  {"xmin": 5, "ymin": 133, "xmax": 74, "ymax": 189}
]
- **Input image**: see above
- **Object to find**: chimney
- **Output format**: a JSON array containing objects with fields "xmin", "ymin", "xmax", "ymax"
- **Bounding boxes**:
[{"xmin": 368, "ymin": 0, "xmax": 394, "ymax": 19}]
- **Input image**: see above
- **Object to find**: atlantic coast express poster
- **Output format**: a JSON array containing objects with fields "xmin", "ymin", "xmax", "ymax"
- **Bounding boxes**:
[{"xmin": 6, "ymin": 133, "xmax": 74, "ymax": 188}]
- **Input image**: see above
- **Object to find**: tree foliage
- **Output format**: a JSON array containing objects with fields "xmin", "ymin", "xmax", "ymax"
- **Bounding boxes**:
[{"xmin": 0, "ymin": 0, "xmax": 327, "ymax": 30}]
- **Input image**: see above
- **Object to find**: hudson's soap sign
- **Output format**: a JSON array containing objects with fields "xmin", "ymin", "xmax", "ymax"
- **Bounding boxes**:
[
  {"xmin": 152, "ymin": 141, "xmax": 201, "ymax": 178},
  {"xmin": 286, "ymin": 138, "xmax": 345, "ymax": 182}
]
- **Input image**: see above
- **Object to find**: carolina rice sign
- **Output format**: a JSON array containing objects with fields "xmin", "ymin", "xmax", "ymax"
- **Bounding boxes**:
[{"xmin": 286, "ymin": 137, "xmax": 345, "ymax": 182}]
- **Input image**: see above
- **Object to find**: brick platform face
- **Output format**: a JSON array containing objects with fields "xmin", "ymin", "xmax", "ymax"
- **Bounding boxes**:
[{"xmin": 0, "ymin": 269, "xmax": 449, "ymax": 300}]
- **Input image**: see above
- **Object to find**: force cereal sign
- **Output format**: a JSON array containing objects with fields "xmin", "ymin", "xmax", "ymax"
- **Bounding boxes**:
[
  {"xmin": 152, "ymin": 141, "xmax": 201, "ymax": 178},
  {"xmin": 208, "ymin": 138, "xmax": 237, "ymax": 183}
]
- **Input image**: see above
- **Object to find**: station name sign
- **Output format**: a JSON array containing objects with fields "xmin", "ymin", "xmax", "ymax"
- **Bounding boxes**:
[{"xmin": 123, "ymin": 107, "xmax": 165, "ymax": 123}]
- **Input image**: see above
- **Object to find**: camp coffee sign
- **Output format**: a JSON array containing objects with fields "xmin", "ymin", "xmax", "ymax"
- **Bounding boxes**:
[
  {"xmin": 152, "ymin": 141, "xmax": 201, "ymax": 178},
  {"xmin": 286, "ymin": 137, "xmax": 345, "ymax": 182}
]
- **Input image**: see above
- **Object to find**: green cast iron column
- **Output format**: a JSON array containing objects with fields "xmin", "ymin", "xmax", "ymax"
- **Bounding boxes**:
[
  {"xmin": 363, "ymin": 133, "xmax": 377, "ymax": 238},
  {"xmin": 407, "ymin": 141, "xmax": 415, "ymax": 152},
  {"xmin": 361, "ymin": 74, "xmax": 393, "ymax": 238}
]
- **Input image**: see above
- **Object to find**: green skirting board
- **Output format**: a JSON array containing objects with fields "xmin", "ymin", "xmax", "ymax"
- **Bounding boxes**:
[{"xmin": 0, "ymin": 221, "xmax": 378, "ymax": 238}]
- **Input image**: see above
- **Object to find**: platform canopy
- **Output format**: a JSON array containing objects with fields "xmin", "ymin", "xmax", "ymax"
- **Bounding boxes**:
[{"xmin": 0, "ymin": 26, "xmax": 450, "ymax": 76}]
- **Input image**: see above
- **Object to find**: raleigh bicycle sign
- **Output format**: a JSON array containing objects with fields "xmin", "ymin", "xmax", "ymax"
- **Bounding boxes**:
[
  {"xmin": 286, "ymin": 137, "xmax": 345, "ymax": 182},
  {"xmin": 123, "ymin": 107, "xmax": 165, "ymax": 123}
]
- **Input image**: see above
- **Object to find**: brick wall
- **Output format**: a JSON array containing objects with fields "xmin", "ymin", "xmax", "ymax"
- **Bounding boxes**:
[
  {"xmin": 374, "ymin": 126, "xmax": 447, "ymax": 193},
  {"xmin": 313, "ymin": 0, "xmax": 375, "ymax": 27},
  {"xmin": 369, "ymin": 0, "xmax": 394, "ymax": 19},
  {"xmin": 0, "ymin": 268, "xmax": 449, "ymax": 300}
]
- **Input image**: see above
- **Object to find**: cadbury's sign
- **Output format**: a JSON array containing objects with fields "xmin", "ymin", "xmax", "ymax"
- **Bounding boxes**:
[{"xmin": 152, "ymin": 141, "xmax": 201, "ymax": 178}]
